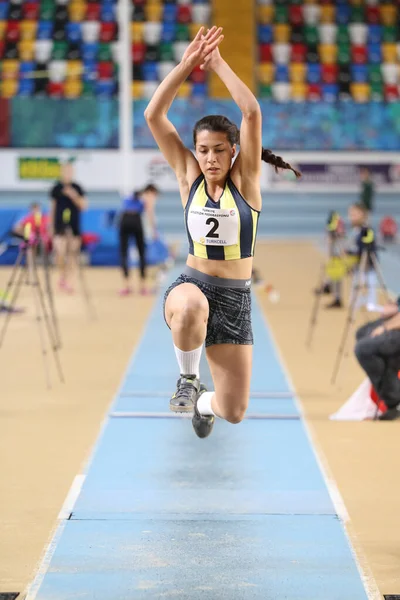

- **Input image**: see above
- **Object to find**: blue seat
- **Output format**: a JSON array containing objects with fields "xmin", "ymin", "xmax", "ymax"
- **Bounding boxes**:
[
  {"xmin": 275, "ymin": 64, "xmax": 289, "ymax": 83},
  {"xmin": 95, "ymin": 80, "xmax": 116, "ymax": 97},
  {"xmin": 307, "ymin": 63, "xmax": 321, "ymax": 84},
  {"xmin": 192, "ymin": 82, "xmax": 207, "ymax": 96},
  {"xmin": 258, "ymin": 24, "xmax": 273, "ymax": 44},
  {"xmin": 82, "ymin": 42, "xmax": 98, "ymax": 61},
  {"xmin": 83, "ymin": 60, "xmax": 97, "ymax": 82},
  {"xmin": 336, "ymin": 5, "xmax": 350, "ymax": 25},
  {"xmin": 17, "ymin": 79, "xmax": 34, "ymax": 96},
  {"xmin": 0, "ymin": 3, "xmax": 8, "ymax": 19},
  {"xmin": 368, "ymin": 42, "xmax": 382, "ymax": 64},
  {"xmin": 66, "ymin": 22, "xmax": 82, "ymax": 42},
  {"xmin": 37, "ymin": 21, "xmax": 53, "ymax": 40},
  {"xmin": 163, "ymin": 4, "xmax": 177, "ymax": 23},
  {"xmin": 322, "ymin": 83, "xmax": 338, "ymax": 101},
  {"xmin": 351, "ymin": 64, "xmax": 368, "ymax": 83},
  {"xmin": 19, "ymin": 61, "xmax": 35, "ymax": 76},
  {"xmin": 101, "ymin": 5, "xmax": 115, "ymax": 22},
  {"xmin": 367, "ymin": 24, "xmax": 381, "ymax": 44},
  {"xmin": 161, "ymin": 22, "xmax": 176, "ymax": 42},
  {"xmin": 142, "ymin": 61, "xmax": 158, "ymax": 81}
]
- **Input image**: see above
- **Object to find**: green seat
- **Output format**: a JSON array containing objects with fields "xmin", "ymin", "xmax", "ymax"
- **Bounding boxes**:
[
  {"xmin": 52, "ymin": 40, "xmax": 67, "ymax": 60},
  {"xmin": 382, "ymin": 25, "xmax": 397, "ymax": 42},
  {"xmin": 351, "ymin": 6, "xmax": 365, "ymax": 23},
  {"xmin": 368, "ymin": 64, "xmax": 382, "ymax": 84},
  {"xmin": 259, "ymin": 84, "xmax": 272, "ymax": 99},
  {"xmin": 274, "ymin": 5, "xmax": 288, "ymax": 24},
  {"xmin": 370, "ymin": 81, "xmax": 383, "ymax": 101},
  {"xmin": 40, "ymin": 0, "xmax": 55, "ymax": 20},
  {"xmin": 82, "ymin": 81, "xmax": 94, "ymax": 96},
  {"xmin": 159, "ymin": 42, "xmax": 174, "ymax": 61},
  {"xmin": 289, "ymin": 0, "xmax": 303, "ymax": 4},
  {"xmin": 98, "ymin": 43, "xmax": 112, "ymax": 61},
  {"xmin": 337, "ymin": 25, "xmax": 349, "ymax": 45},
  {"xmin": 304, "ymin": 25, "xmax": 319, "ymax": 46},
  {"xmin": 176, "ymin": 24, "xmax": 190, "ymax": 41},
  {"xmin": 337, "ymin": 44, "xmax": 350, "ymax": 65}
]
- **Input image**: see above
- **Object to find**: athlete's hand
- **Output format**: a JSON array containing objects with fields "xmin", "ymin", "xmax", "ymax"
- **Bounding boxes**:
[
  {"xmin": 200, "ymin": 44, "xmax": 223, "ymax": 72},
  {"xmin": 63, "ymin": 185, "xmax": 78, "ymax": 200},
  {"xmin": 181, "ymin": 26, "xmax": 224, "ymax": 71}
]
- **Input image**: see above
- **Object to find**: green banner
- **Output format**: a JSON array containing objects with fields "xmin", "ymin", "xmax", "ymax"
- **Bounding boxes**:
[{"xmin": 18, "ymin": 157, "xmax": 62, "ymax": 180}]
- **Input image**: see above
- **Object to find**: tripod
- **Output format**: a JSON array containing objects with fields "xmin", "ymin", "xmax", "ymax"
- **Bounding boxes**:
[
  {"xmin": 331, "ymin": 232, "xmax": 390, "ymax": 385},
  {"xmin": 0, "ymin": 237, "xmax": 65, "ymax": 388}
]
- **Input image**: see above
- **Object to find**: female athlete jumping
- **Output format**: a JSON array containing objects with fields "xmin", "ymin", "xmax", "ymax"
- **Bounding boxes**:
[{"xmin": 145, "ymin": 27, "xmax": 300, "ymax": 438}]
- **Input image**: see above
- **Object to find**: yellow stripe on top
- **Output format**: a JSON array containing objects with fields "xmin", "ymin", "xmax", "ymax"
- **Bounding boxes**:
[
  {"xmin": 191, "ymin": 179, "xmax": 208, "ymax": 260},
  {"xmin": 221, "ymin": 183, "xmax": 241, "ymax": 261},
  {"xmin": 251, "ymin": 210, "xmax": 258, "ymax": 256}
]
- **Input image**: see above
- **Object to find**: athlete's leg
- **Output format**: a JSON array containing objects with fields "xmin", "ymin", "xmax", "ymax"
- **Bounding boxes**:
[
  {"xmin": 165, "ymin": 283, "xmax": 209, "ymax": 411},
  {"xmin": 53, "ymin": 234, "xmax": 67, "ymax": 285},
  {"xmin": 204, "ymin": 344, "xmax": 252, "ymax": 424},
  {"xmin": 65, "ymin": 234, "xmax": 81, "ymax": 290}
]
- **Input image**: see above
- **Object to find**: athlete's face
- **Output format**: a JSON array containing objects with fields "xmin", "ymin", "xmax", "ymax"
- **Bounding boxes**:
[{"xmin": 195, "ymin": 130, "xmax": 236, "ymax": 181}]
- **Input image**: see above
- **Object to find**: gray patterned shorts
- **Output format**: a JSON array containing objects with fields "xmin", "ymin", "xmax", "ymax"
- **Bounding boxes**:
[{"xmin": 163, "ymin": 266, "xmax": 253, "ymax": 347}]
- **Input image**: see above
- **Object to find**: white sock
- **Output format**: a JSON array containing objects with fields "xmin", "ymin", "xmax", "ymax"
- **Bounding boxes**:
[
  {"xmin": 197, "ymin": 391, "xmax": 216, "ymax": 416},
  {"xmin": 174, "ymin": 344, "xmax": 202, "ymax": 378}
]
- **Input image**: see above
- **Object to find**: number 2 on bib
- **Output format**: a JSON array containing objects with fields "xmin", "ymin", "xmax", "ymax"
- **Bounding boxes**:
[{"xmin": 206, "ymin": 217, "xmax": 219, "ymax": 239}]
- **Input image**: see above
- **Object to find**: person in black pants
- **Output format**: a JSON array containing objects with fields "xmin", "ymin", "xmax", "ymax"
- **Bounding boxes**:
[
  {"xmin": 119, "ymin": 184, "xmax": 159, "ymax": 296},
  {"xmin": 355, "ymin": 298, "xmax": 400, "ymax": 420}
]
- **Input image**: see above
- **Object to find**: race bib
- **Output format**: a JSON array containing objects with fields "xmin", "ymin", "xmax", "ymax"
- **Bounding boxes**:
[{"xmin": 187, "ymin": 206, "xmax": 239, "ymax": 247}]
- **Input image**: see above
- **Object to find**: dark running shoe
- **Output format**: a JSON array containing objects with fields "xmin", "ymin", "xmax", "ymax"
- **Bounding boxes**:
[
  {"xmin": 170, "ymin": 374, "xmax": 200, "ymax": 413},
  {"xmin": 325, "ymin": 298, "xmax": 343, "ymax": 309},
  {"xmin": 192, "ymin": 386, "xmax": 215, "ymax": 439},
  {"xmin": 315, "ymin": 283, "xmax": 332, "ymax": 295},
  {"xmin": 378, "ymin": 404, "xmax": 400, "ymax": 421}
]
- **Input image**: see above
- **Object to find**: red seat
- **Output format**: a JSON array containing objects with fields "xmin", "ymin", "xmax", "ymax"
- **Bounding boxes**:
[
  {"xmin": 366, "ymin": 6, "xmax": 380, "ymax": 24},
  {"xmin": 47, "ymin": 81, "xmax": 64, "ymax": 97},
  {"xmin": 322, "ymin": 64, "xmax": 338, "ymax": 84},
  {"xmin": 380, "ymin": 216, "xmax": 397, "ymax": 239},
  {"xmin": 351, "ymin": 45, "xmax": 367, "ymax": 64},
  {"xmin": 22, "ymin": 3, "xmax": 40, "ymax": 20},
  {"xmin": 98, "ymin": 60, "xmax": 114, "ymax": 79},
  {"xmin": 384, "ymin": 84, "xmax": 399, "ymax": 101},
  {"xmin": 308, "ymin": 83, "xmax": 322, "ymax": 100},
  {"xmin": 191, "ymin": 65, "xmax": 206, "ymax": 84},
  {"xmin": 100, "ymin": 22, "xmax": 116, "ymax": 42},
  {"xmin": 0, "ymin": 41, "xmax": 4, "ymax": 59},
  {"xmin": 86, "ymin": 3, "xmax": 101, "ymax": 21},
  {"xmin": 177, "ymin": 5, "xmax": 191, "ymax": 24},
  {"xmin": 259, "ymin": 44, "xmax": 272, "ymax": 62},
  {"xmin": 289, "ymin": 6, "xmax": 303, "ymax": 26},
  {"xmin": 291, "ymin": 43, "xmax": 307, "ymax": 62},
  {"xmin": 132, "ymin": 42, "xmax": 145, "ymax": 64},
  {"xmin": 133, "ymin": 0, "xmax": 145, "ymax": 5},
  {"xmin": 6, "ymin": 22, "xmax": 20, "ymax": 42}
]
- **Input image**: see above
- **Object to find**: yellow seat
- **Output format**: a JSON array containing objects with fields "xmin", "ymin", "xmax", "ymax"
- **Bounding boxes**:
[
  {"xmin": 320, "ymin": 5, "xmax": 335, "ymax": 23},
  {"xmin": 145, "ymin": 4, "xmax": 162, "ymax": 22},
  {"xmin": 258, "ymin": 5, "xmax": 274, "ymax": 25},
  {"xmin": 2, "ymin": 59, "xmax": 19, "ymax": 78},
  {"xmin": 349, "ymin": 0, "xmax": 363, "ymax": 5},
  {"xmin": 18, "ymin": 39, "xmax": 35, "ymax": 61},
  {"xmin": 131, "ymin": 81, "xmax": 143, "ymax": 98},
  {"xmin": 291, "ymin": 83, "xmax": 307, "ymax": 101},
  {"xmin": 0, "ymin": 21, "xmax": 6, "ymax": 41},
  {"xmin": 274, "ymin": 24, "xmax": 290, "ymax": 44},
  {"xmin": 64, "ymin": 77, "xmax": 83, "ymax": 98},
  {"xmin": 258, "ymin": 63, "xmax": 275, "ymax": 85},
  {"xmin": 177, "ymin": 82, "xmax": 191, "ymax": 99},
  {"xmin": 131, "ymin": 22, "xmax": 144, "ymax": 43},
  {"xmin": 69, "ymin": 2, "xmax": 86, "ymax": 22},
  {"xmin": 66, "ymin": 60, "xmax": 83, "ymax": 78},
  {"xmin": 382, "ymin": 43, "xmax": 397, "ymax": 63},
  {"xmin": 380, "ymin": 5, "xmax": 397, "ymax": 27},
  {"xmin": 351, "ymin": 83, "xmax": 370, "ymax": 103},
  {"xmin": 1, "ymin": 79, "xmax": 18, "ymax": 98},
  {"xmin": 290, "ymin": 63, "xmax": 306, "ymax": 83},
  {"xmin": 19, "ymin": 20, "xmax": 37, "ymax": 41},
  {"xmin": 319, "ymin": 44, "xmax": 337, "ymax": 65}
]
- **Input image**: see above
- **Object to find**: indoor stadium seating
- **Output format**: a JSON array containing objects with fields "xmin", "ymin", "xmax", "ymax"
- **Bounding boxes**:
[{"xmin": 257, "ymin": 0, "xmax": 400, "ymax": 102}]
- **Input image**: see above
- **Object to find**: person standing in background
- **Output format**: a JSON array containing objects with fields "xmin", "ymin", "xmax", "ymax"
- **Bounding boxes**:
[
  {"xmin": 49, "ymin": 161, "xmax": 87, "ymax": 293},
  {"xmin": 118, "ymin": 184, "xmax": 159, "ymax": 296},
  {"xmin": 359, "ymin": 167, "xmax": 375, "ymax": 215}
]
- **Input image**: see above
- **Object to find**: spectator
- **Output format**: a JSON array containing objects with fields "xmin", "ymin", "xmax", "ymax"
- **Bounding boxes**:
[{"xmin": 359, "ymin": 167, "xmax": 375, "ymax": 215}]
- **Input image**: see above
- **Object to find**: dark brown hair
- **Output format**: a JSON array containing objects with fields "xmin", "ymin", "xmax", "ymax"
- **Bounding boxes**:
[
  {"xmin": 193, "ymin": 115, "xmax": 301, "ymax": 179},
  {"xmin": 142, "ymin": 184, "xmax": 159, "ymax": 194}
]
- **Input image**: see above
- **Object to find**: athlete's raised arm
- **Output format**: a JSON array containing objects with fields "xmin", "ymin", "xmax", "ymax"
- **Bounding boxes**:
[{"xmin": 144, "ymin": 27, "xmax": 224, "ymax": 190}]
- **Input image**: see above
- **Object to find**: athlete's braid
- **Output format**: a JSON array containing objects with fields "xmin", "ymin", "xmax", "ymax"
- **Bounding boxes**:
[{"xmin": 261, "ymin": 148, "xmax": 301, "ymax": 179}]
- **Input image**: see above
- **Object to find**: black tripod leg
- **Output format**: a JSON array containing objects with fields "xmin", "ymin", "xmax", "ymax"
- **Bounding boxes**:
[
  {"xmin": 370, "ymin": 253, "xmax": 390, "ymax": 302},
  {"xmin": 306, "ymin": 263, "xmax": 325, "ymax": 349},
  {"xmin": 31, "ymin": 250, "xmax": 65, "ymax": 384},
  {"xmin": 0, "ymin": 248, "xmax": 24, "ymax": 310},
  {"xmin": 0, "ymin": 250, "xmax": 27, "ymax": 348},
  {"xmin": 42, "ymin": 244, "xmax": 62, "ymax": 349}
]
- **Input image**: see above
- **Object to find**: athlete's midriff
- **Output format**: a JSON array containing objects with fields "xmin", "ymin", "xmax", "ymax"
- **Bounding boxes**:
[{"xmin": 186, "ymin": 254, "xmax": 253, "ymax": 280}]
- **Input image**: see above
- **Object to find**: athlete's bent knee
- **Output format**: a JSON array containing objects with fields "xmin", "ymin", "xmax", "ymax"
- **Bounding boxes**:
[{"xmin": 172, "ymin": 300, "xmax": 207, "ymax": 329}]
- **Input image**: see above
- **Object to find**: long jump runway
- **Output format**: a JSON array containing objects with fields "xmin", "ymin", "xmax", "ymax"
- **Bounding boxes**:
[{"xmin": 26, "ymin": 275, "xmax": 372, "ymax": 600}]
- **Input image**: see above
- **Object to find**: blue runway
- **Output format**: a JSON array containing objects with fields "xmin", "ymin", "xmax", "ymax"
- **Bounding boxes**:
[{"xmin": 27, "ymin": 278, "xmax": 373, "ymax": 600}]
